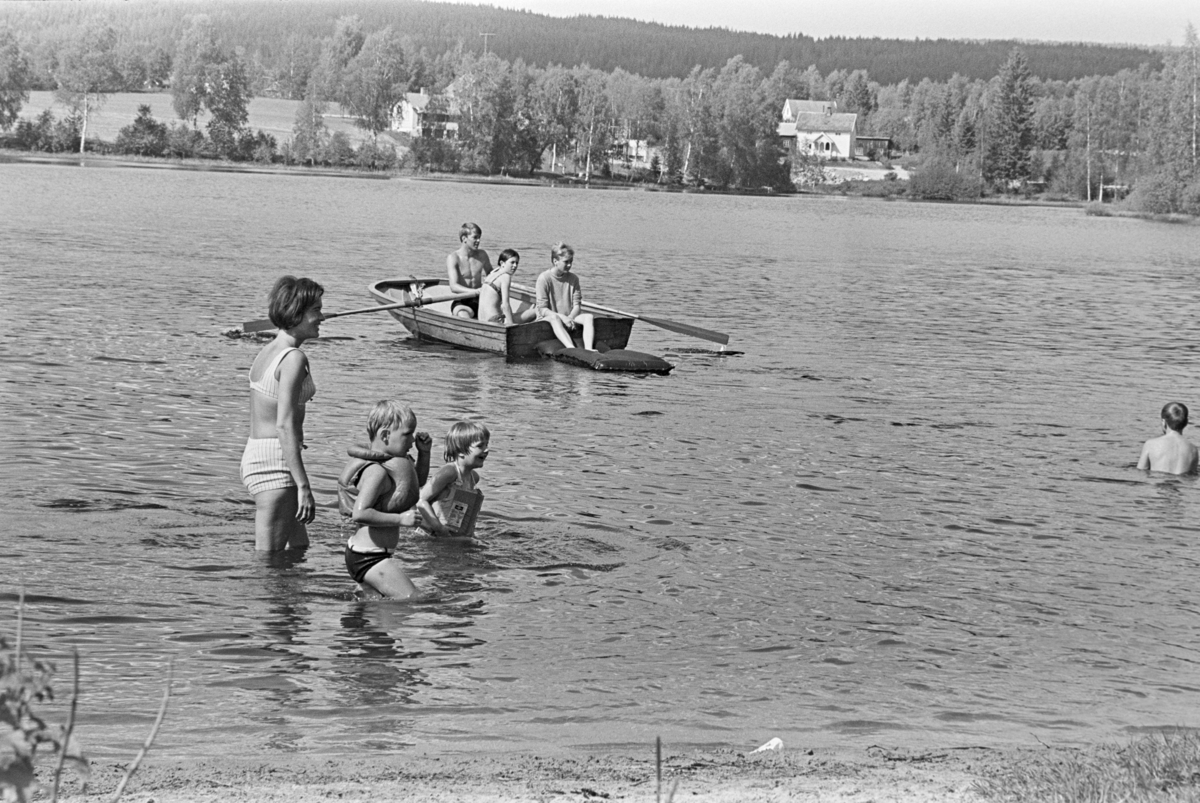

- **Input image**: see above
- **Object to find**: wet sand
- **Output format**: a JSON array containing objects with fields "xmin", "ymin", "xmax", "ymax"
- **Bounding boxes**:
[{"xmin": 43, "ymin": 743, "xmax": 1033, "ymax": 802}]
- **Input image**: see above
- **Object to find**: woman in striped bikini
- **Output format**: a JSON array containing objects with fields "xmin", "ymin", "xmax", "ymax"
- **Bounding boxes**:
[{"xmin": 241, "ymin": 276, "xmax": 324, "ymax": 551}]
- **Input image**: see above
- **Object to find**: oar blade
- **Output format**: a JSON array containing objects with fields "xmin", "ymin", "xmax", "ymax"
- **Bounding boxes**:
[
  {"xmin": 242, "ymin": 318, "xmax": 276, "ymax": 334},
  {"xmin": 638, "ymin": 315, "xmax": 730, "ymax": 345}
]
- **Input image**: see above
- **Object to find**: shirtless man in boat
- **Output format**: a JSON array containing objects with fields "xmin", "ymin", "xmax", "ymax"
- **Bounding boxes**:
[
  {"xmin": 446, "ymin": 222, "xmax": 493, "ymax": 318},
  {"xmin": 1137, "ymin": 402, "xmax": 1199, "ymax": 475}
]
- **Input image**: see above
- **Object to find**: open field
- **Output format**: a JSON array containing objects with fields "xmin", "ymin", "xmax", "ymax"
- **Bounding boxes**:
[{"xmin": 18, "ymin": 91, "xmax": 377, "ymax": 148}]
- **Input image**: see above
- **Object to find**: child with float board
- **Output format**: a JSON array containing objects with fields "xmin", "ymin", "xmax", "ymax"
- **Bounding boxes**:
[
  {"xmin": 338, "ymin": 400, "xmax": 433, "ymax": 599},
  {"xmin": 417, "ymin": 421, "xmax": 488, "ymax": 538}
]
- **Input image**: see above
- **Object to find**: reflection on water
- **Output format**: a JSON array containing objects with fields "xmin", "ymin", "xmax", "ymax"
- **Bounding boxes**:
[{"xmin": 3, "ymin": 162, "xmax": 1200, "ymax": 758}]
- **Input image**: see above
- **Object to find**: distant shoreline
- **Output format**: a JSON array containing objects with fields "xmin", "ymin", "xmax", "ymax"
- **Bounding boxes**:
[{"xmin": 8, "ymin": 148, "xmax": 1193, "ymax": 222}]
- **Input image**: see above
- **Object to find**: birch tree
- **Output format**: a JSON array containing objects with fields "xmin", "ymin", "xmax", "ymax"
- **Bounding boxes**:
[
  {"xmin": 339, "ymin": 26, "xmax": 408, "ymax": 139},
  {"xmin": 54, "ymin": 23, "xmax": 121, "ymax": 154}
]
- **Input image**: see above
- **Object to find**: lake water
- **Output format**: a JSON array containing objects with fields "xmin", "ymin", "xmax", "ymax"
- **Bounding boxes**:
[{"xmin": 2, "ymin": 161, "xmax": 1199, "ymax": 761}]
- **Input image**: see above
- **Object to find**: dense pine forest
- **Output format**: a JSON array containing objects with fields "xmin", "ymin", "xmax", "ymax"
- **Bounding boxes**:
[
  {"xmin": 0, "ymin": 0, "xmax": 1197, "ymax": 214},
  {"xmin": 0, "ymin": 0, "xmax": 1165, "ymax": 87}
]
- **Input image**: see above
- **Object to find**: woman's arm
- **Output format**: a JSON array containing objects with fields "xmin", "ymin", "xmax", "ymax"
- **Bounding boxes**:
[
  {"xmin": 352, "ymin": 464, "xmax": 418, "ymax": 527},
  {"xmin": 498, "ymin": 273, "xmax": 516, "ymax": 325},
  {"xmin": 275, "ymin": 349, "xmax": 315, "ymax": 524}
]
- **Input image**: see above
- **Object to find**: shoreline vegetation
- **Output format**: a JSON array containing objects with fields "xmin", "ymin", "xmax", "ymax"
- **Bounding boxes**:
[
  {"xmin": 32, "ymin": 733, "xmax": 1200, "ymax": 803},
  {"xmin": 7, "ymin": 147, "xmax": 1198, "ymax": 225}
]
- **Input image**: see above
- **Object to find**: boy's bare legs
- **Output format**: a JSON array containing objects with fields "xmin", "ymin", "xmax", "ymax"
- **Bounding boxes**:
[
  {"xmin": 577, "ymin": 312, "xmax": 596, "ymax": 350},
  {"xmin": 254, "ymin": 488, "xmax": 310, "ymax": 551},
  {"xmin": 363, "ymin": 559, "xmax": 419, "ymax": 599},
  {"xmin": 545, "ymin": 313, "xmax": 577, "ymax": 349}
]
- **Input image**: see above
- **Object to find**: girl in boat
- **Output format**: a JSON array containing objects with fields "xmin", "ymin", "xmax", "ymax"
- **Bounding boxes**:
[
  {"xmin": 240, "ymin": 276, "xmax": 323, "ymax": 552},
  {"xmin": 479, "ymin": 248, "xmax": 537, "ymax": 326}
]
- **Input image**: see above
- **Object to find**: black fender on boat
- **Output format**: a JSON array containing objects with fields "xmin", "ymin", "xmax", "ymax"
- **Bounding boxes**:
[{"xmin": 536, "ymin": 339, "xmax": 674, "ymax": 375}]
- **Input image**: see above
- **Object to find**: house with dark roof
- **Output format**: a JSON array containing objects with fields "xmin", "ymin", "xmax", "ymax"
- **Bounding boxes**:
[
  {"xmin": 390, "ymin": 87, "xmax": 460, "ymax": 139},
  {"xmin": 777, "ymin": 99, "xmax": 857, "ymax": 162}
]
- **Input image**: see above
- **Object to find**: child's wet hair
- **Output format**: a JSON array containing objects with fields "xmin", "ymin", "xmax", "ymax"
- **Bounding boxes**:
[
  {"xmin": 268, "ymin": 276, "xmax": 324, "ymax": 329},
  {"xmin": 550, "ymin": 242, "xmax": 573, "ymax": 262},
  {"xmin": 1163, "ymin": 401, "xmax": 1189, "ymax": 432},
  {"xmin": 444, "ymin": 421, "xmax": 490, "ymax": 462},
  {"xmin": 367, "ymin": 400, "xmax": 415, "ymax": 441},
  {"xmin": 498, "ymin": 248, "xmax": 519, "ymax": 265}
]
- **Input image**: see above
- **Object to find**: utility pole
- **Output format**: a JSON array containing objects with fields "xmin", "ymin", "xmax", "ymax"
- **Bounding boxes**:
[{"xmin": 480, "ymin": 32, "xmax": 495, "ymax": 54}]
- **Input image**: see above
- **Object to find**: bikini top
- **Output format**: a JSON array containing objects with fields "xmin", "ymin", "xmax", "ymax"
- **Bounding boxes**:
[
  {"xmin": 482, "ymin": 269, "xmax": 508, "ymax": 290},
  {"xmin": 249, "ymin": 347, "xmax": 316, "ymax": 404}
]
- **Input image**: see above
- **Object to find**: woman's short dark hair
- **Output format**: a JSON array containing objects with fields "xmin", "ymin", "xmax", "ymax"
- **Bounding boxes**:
[{"xmin": 268, "ymin": 276, "xmax": 324, "ymax": 330}]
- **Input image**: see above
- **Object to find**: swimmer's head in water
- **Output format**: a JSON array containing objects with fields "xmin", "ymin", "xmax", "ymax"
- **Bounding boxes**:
[{"xmin": 1163, "ymin": 402, "xmax": 1189, "ymax": 432}]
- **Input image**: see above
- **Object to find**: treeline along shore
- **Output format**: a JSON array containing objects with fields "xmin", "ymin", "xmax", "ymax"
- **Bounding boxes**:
[{"xmin": 0, "ymin": 0, "xmax": 1197, "ymax": 214}]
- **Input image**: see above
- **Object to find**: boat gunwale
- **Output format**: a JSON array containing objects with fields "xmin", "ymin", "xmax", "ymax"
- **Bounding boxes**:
[{"xmin": 367, "ymin": 276, "xmax": 636, "ymax": 358}]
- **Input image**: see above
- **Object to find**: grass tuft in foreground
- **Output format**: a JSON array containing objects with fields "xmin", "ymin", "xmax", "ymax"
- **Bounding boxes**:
[{"xmin": 975, "ymin": 730, "xmax": 1200, "ymax": 802}]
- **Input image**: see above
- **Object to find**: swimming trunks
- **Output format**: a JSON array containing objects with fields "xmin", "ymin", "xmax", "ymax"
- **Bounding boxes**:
[
  {"xmin": 249, "ymin": 347, "xmax": 316, "ymax": 404},
  {"xmin": 451, "ymin": 297, "xmax": 479, "ymax": 318},
  {"xmin": 241, "ymin": 438, "xmax": 294, "ymax": 495},
  {"xmin": 345, "ymin": 545, "xmax": 391, "ymax": 583}
]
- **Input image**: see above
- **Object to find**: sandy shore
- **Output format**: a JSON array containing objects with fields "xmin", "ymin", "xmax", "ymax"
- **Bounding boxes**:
[{"xmin": 38, "ymin": 743, "xmax": 1036, "ymax": 802}]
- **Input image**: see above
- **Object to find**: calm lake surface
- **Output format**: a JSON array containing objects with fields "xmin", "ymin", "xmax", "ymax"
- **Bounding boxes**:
[{"xmin": 2, "ymin": 161, "xmax": 1199, "ymax": 760}]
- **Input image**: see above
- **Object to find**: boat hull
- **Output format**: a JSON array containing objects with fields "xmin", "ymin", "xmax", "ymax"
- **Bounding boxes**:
[{"xmin": 368, "ymin": 277, "xmax": 634, "ymax": 359}]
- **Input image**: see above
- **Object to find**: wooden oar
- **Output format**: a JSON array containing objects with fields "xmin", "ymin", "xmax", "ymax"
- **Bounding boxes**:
[
  {"xmin": 240, "ymin": 291, "xmax": 479, "ymax": 334},
  {"xmin": 584, "ymin": 301, "xmax": 730, "ymax": 345},
  {"xmin": 510, "ymin": 281, "xmax": 729, "ymax": 345}
]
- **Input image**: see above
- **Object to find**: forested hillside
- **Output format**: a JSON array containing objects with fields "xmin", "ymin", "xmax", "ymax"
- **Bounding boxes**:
[{"xmin": 0, "ymin": 0, "xmax": 1163, "ymax": 86}]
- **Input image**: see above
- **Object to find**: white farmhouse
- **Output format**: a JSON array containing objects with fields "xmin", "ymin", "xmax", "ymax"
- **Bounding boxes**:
[
  {"xmin": 777, "ymin": 99, "xmax": 857, "ymax": 161},
  {"xmin": 390, "ymin": 87, "xmax": 459, "ymax": 139}
]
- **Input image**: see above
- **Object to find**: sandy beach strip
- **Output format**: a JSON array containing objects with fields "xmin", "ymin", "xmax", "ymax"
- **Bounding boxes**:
[{"xmin": 41, "ymin": 743, "xmax": 1023, "ymax": 802}]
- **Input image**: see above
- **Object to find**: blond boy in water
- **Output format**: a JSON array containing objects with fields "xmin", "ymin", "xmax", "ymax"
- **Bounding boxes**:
[
  {"xmin": 1137, "ymin": 402, "xmax": 1199, "ymax": 475},
  {"xmin": 341, "ymin": 401, "xmax": 433, "ymax": 598}
]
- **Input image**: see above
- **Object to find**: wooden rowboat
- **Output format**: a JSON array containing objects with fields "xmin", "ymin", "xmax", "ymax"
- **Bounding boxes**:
[{"xmin": 368, "ymin": 276, "xmax": 639, "ymax": 360}]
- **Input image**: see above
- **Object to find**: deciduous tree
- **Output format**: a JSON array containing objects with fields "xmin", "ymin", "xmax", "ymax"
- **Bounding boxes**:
[
  {"xmin": 54, "ymin": 23, "xmax": 121, "ymax": 153},
  {"xmin": 205, "ymin": 56, "xmax": 251, "ymax": 157},
  {"xmin": 171, "ymin": 15, "xmax": 221, "ymax": 125},
  {"xmin": 339, "ymin": 26, "xmax": 408, "ymax": 138},
  {"xmin": 0, "ymin": 23, "xmax": 31, "ymax": 131}
]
